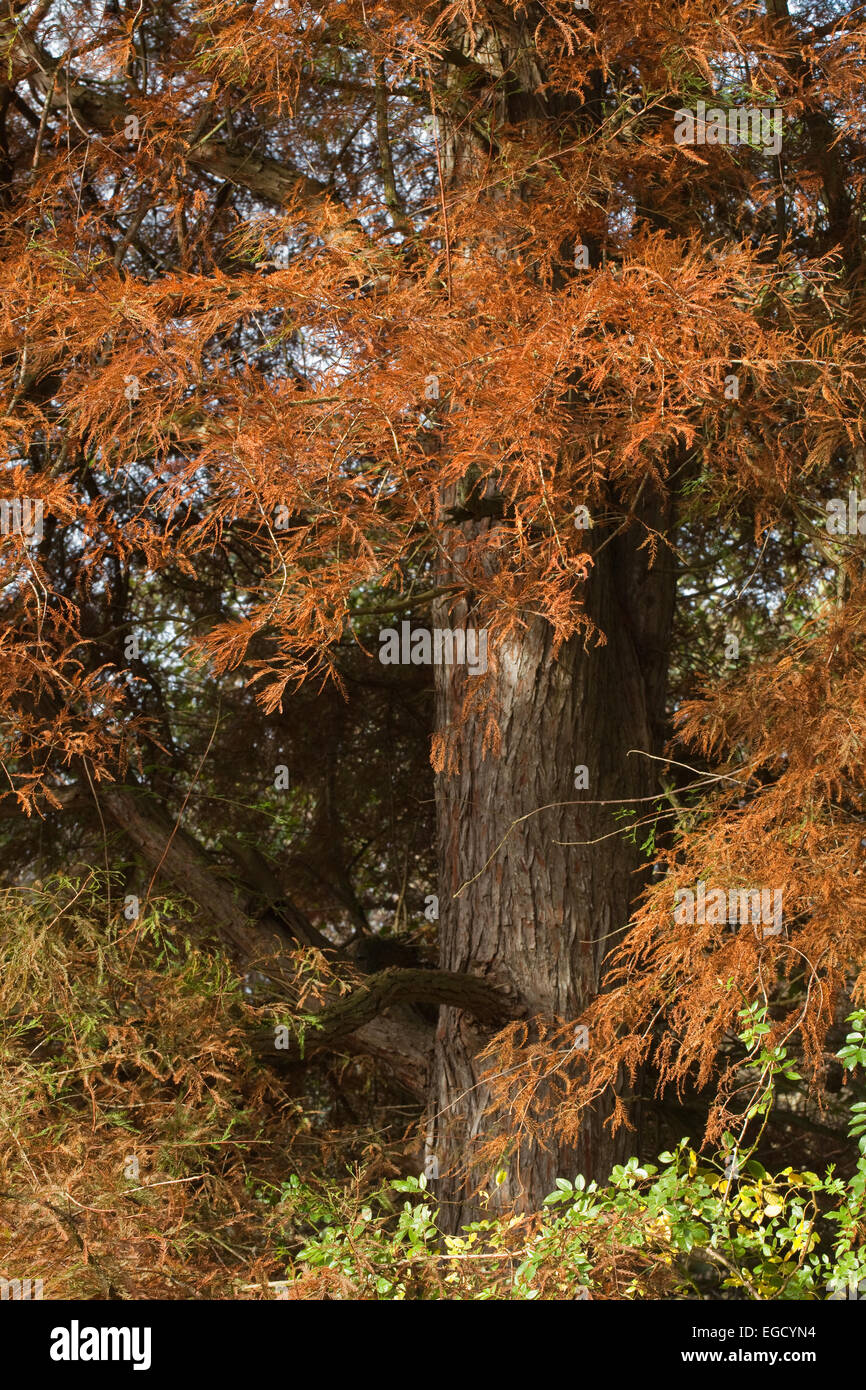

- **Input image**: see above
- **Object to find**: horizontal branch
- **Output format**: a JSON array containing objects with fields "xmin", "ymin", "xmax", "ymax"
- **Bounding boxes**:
[
  {"xmin": 253, "ymin": 967, "xmax": 517, "ymax": 1061},
  {"xmin": 349, "ymin": 584, "xmax": 462, "ymax": 618}
]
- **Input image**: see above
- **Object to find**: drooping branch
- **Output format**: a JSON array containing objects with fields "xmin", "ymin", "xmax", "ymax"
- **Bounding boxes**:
[
  {"xmin": 92, "ymin": 782, "xmax": 472, "ymax": 1096},
  {"xmin": 96, "ymin": 782, "xmax": 293, "ymax": 963}
]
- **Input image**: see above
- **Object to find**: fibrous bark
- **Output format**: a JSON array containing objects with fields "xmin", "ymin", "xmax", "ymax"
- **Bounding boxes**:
[{"xmin": 429, "ymin": 499, "xmax": 676, "ymax": 1225}]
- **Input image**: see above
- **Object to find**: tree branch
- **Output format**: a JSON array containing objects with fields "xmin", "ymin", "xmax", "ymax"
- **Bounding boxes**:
[{"xmin": 251, "ymin": 967, "xmax": 518, "ymax": 1091}]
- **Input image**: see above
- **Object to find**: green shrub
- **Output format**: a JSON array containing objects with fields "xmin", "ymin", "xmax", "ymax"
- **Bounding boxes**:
[{"xmin": 270, "ymin": 1005, "xmax": 866, "ymax": 1300}]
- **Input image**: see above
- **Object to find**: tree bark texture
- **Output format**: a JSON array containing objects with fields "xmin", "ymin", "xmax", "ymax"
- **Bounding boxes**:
[{"xmin": 428, "ymin": 501, "xmax": 676, "ymax": 1228}]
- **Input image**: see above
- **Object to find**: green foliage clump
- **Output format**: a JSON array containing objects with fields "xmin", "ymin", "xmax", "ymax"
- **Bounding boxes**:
[{"xmin": 268, "ymin": 1007, "xmax": 866, "ymax": 1300}]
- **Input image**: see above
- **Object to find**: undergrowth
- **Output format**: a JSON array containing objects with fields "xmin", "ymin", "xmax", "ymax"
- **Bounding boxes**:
[{"xmin": 2, "ymin": 878, "xmax": 864, "ymax": 1300}]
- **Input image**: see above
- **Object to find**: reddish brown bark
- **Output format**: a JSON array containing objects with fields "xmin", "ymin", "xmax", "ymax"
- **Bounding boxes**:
[{"xmin": 428, "ymin": 500, "xmax": 676, "ymax": 1227}]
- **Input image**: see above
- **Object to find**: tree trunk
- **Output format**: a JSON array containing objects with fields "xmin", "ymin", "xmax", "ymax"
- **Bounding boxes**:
[
  {"xmin": 418, "ymin": 7, "xmax": 678, "ymax": 1228},
  {"xmin": 428, "ymin": 501, "xmax": 676, "ymax": 1229}
]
